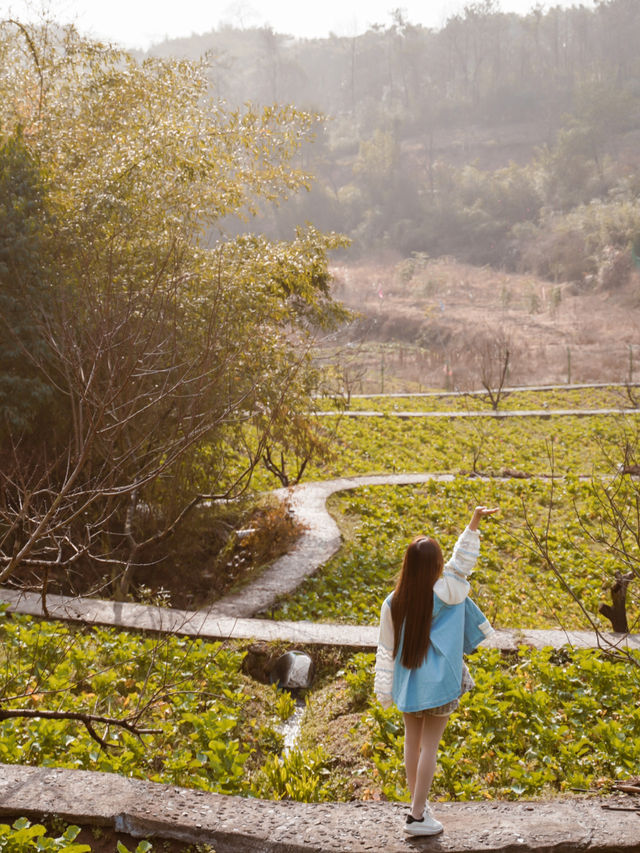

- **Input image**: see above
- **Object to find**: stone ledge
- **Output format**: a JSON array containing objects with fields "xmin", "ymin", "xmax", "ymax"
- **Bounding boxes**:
[{"xmin": 0, "ymin": 764, "xmax": 639, "ymax": 852}]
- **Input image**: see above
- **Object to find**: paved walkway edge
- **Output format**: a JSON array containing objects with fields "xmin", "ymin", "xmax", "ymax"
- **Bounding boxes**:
[
  {"xmin": 315, "ymin": 407, "xmax": 640, "ymax": 418},
  {"xmin": 1, "ymin": 587, "xmax": 639, "ymax": 652},
  {"xmin": 347, "ymin": 382, "xmax": 640, "ymax": 399},
  {"xmin": 0, "ymin": 763, "xmax": 638, "ymax": 852},
  {"xmin": 214, "ymin": 475, "xmax": 464, "ymax": 619}
]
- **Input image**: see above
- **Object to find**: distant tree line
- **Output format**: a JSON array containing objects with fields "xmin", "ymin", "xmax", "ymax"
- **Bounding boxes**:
[{"xmin": 148, "ymin": 0, "xmax": 640, "ymax": 281}]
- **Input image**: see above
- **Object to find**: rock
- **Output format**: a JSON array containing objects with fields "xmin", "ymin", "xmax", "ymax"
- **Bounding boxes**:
[
  {"xmin": 501, "ymin": 468, "xmax": 532, "ymax": 479},
  {"xmin": 269, "ymin": 650, "xmax": 315, "ymax": 690},
  {"xmin": 242, "ymin": 645, "xmax": 316, "ymax": 690}
]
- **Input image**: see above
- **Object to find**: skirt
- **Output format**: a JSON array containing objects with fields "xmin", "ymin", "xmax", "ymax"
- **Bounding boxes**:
[{"xmin": 405, "ymin": 661, "xmax": 475, "ymax": 718}]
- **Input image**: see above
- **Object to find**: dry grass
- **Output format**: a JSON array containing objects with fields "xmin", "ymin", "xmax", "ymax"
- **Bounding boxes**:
[{"xmin": 325, "ymin": 257, "xmax": 640, "ymax": 393}]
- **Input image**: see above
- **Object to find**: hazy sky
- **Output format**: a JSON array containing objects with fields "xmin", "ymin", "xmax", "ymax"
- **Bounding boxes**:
[{"xmin": 3, "ymin": 1, "xmax": 595, "ymax": 49}]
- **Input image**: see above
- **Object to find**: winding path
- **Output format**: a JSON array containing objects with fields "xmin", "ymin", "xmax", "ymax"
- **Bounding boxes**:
[
  {"xmin": 316, "ymin": 380, "xmax": 640, "ymax": 417},
  {"xmin": 2, "ymin": 472, "xmax": 639, "ymax": 653},
  {"xmin": 212, "ymin": 474, "xmax": 455, "ymax": 618},
  {"xmin": 348, "ymin": 381, "xmax": 640, "ymax": 398}
]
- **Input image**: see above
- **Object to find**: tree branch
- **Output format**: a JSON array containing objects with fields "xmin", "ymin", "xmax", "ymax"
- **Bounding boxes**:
[{"xmin": 0, "ymin": 708, "xmax": 161, "ymax": 750}]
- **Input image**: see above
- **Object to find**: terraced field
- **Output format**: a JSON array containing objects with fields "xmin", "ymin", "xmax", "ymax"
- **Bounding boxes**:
[
  {"xmin": 2, "ymin": 385, "xmax": 639, "ymax": 805},
  {"xmin": 267, "ymin": 384, "xmax": 640, "ymax": 801}
]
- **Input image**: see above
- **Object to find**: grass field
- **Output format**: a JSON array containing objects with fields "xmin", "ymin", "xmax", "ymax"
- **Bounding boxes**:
[
  {"xmin": 321, "ymin": 384, "xmax": 639, "ymax": 413},
  {"xmin": 272, "ymin": 476, "xmax": 640, "ymax": 632}
]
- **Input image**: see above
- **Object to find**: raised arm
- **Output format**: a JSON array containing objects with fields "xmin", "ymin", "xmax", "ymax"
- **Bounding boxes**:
[
  {"xmin": 468, "ymin": 506, "xmax": 499, "ymax": 531},
  {"xmin": 433, "ymin": 506, "xmax": 498, "ymax": 605}
]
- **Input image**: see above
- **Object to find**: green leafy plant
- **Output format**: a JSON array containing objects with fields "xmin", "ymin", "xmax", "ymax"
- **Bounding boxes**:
[
  {"xmin": 0, "ymin": 614, "xmax": 259, "ymax": 795},
  {"xmin": 252, "ymin": 746, "xmax": 338, "ymax": 802},
  {"xmin": 0, "ymin": 818, "xmax": 90, "ymax": 852},
  {"xmin": 117, "ymin": 841, "xmax": 152, "ymax": 853},
  {"xmin": 274, "ymin": 476, "xmax": 639, "ymax": 632},
  {"xmin": 364, "ymin": 647, "xmax": 640, "ymax": 802},
  {"xmin": 343, "ymin": 653, "xmax": 375, "ymax": 711},
  {"xmin": 274, "ymin": 690, "xmax": 296, "ymax": 722}
]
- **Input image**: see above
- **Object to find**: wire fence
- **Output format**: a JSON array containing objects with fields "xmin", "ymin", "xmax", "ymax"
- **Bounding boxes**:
[{"xmin": 321, "ymin": 341, "xmax": 640, "ymax": 396}]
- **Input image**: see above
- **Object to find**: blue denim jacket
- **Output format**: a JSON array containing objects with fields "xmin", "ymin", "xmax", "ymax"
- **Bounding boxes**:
[
  {"xmin": 388, "ymin": 593, "xmax": 493, "ymax": 712},
  {"xmin": 374, "ymin": 526, "xmax": 494, "ymax": 711}
]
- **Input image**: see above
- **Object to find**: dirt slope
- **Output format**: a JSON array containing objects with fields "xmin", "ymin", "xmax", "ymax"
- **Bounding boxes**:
[{"xmin": 327, "ymin": 258, "xmax": 640, "ymax": 391}]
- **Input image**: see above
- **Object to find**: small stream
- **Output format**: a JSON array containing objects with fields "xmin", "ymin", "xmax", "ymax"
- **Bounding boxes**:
[{"xmin": 279, "ymin": 698, "xmax": 306, "ymax": 755}]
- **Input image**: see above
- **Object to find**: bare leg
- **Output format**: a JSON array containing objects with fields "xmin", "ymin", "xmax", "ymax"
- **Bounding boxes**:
[
  {"xmin": 409, "ymin": 713, "xmax": 450, "ymax": 819},
  {"xmin": 402, "ymin": 712, "xmax": 424, "ymax": 800}
]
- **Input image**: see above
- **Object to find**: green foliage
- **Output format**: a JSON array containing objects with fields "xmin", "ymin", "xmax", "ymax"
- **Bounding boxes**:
[
  {"xmin": 293, "ymin": 404, "xmax": 639, "ymax": 489},
  {"xmin": 1, "ymin": 614, "xmax": 639, "ymax": 804},
  {"xmin": 3, "ymin": 11, "xmax": 640, "ymax": 813},
  {"xmin": 0, "ymin": 818, "xmax": 90, "ymax": 852},
  {"xmin": 117, "ymin": 840, "xmax": 152, "ymax": 853},
  {"xmin": 273, "ymin": 471, "xmax": 640, "ymax": 630},
  {"xmin": 403, "ymin": 160, "xmax": 544, "ymax": 265},
  {"xmin": 342, "ymin": 653, "xmax": 375, "ymax": 711},
  {"xmin": 252, "ymin": 746, "xmax": 338, "ymax": 801},
  {"xmin": 274, "ymin": 690, "xmax": 296, "ymax": 722},
  {"xmin": 159, "ymin": 4, "xmax": 640, "ymax": 270},
  {"xmin": 364, "ymin": 647, "xmax": 640, "ymax": 801},
  {"xmin": 272, "ymin": 387, "xmax": 640, "ymax": 638},
  {"xmin": 0, "ymin": 129, "xmax": 54, "ymax": 431},
  {"xmin": 0, "ymin": 819, "xmax": 154, "ymax": 853},
  {"xmin": 323, "ymin": 385, "xmax": 639, "ymax": 414},
  {"xmin": 0, "ymin": 22, "xmax": 347, "ymax": 593},
  {"xmin": 520, "ymin": 195, "xmax": 640, "ymax": 283},
  {"xmin": 275, "ymin": 388, "xmax": 640, "ymax": 636},
  {"xmin": 0, "ymin": 613, "xmax": 260, "ymax": 794}
]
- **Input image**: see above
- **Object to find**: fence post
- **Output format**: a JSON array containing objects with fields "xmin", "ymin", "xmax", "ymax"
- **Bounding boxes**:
[
  {"xmin": 566, "ymin": 346, "xmax": 571, "ymax": 385},
  {"xmin": 629, "ymin": 344, "xmax": 633, "ymax": 384}
]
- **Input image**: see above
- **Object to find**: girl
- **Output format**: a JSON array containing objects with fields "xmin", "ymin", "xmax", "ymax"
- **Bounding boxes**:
[{"xmin": 374, "ymin": 505, "xmax": 497, "ymax": 836}]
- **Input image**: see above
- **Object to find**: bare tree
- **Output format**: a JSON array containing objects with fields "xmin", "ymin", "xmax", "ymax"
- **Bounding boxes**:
[
  {"xmin": 575, "ymin": 460, "xmax": 640, "ymax": 634},
  {"xmin": 0, "ymin": 273, "xmax": 319, "ymax": 601},
  {"xmin": 599, "ymin": 571, "xmax": 635, "ymax": 633},
  {"xmin": 477, "ymin": 329, "xmax": 512, "ymax": 410},
  {"xmin": 322, "ymin": 335, "xmax": 370, "ymax": 407},
  {"xmin": 512, "ymin": 443, "xmax": 639, "ymax": 671},
  {"xmin": 623, "ymin": 382, "xmax": 640, "ymax": 411},
  {"xmin": 459, "ymin": 407, "xmax": 492, "ymax": 475},
  {"xmin": 0, "ymin": 22, "xmax": 346, "ymax": 603}
]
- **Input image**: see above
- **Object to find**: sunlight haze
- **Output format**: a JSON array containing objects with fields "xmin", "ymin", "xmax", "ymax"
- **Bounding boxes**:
[{"xmin": 3, "ymin": 0, "xmax": 596, "ymax": 49}]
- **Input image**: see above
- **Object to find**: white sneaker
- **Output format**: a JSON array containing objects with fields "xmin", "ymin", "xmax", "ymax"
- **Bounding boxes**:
[{"xmin": 403, "ymin": 804, "xmax": 444, "ymax": 836}]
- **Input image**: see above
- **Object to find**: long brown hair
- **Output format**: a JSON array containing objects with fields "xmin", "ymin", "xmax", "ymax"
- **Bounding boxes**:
[{"xmin": 391, "ymin": 535, "xmax": 444, "ymax": 669}]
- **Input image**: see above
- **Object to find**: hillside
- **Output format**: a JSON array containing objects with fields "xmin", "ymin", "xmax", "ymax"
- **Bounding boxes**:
[
  {"xmin": 143, "ymin": 3, "xmax": 640, "ymax": 272},
  {"xmin": 324, "ymin": 257, "xmax": 640, "ymax": 392}
]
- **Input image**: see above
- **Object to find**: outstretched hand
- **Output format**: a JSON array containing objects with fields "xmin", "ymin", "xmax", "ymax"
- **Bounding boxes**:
[{"xmin": 469, "ymin": 505, "xmax": 499, "ymax": 530}]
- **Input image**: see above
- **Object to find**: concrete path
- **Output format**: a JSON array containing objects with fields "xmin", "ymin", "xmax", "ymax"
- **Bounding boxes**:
[
  {"xmin": 315, "ymin": 407, "xmax": 638, "ymax": 418},
  {"xmin": 3, "ymin": 472, "xmax": 639, "ymax": 653},
  {"xmin": 1, "ymin": 763, "xmax": 639, "ymax": 852},
  {"xmin": 2, "ymin": 587, "xmax": 639, "ymax": 653},
  {"xmin": 349, "ymin": 381, "xmax": 640, "ymax": 399},
  {"xmin": 212, "ymin": 474, "xmax": 456, "ymax": 618}
]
